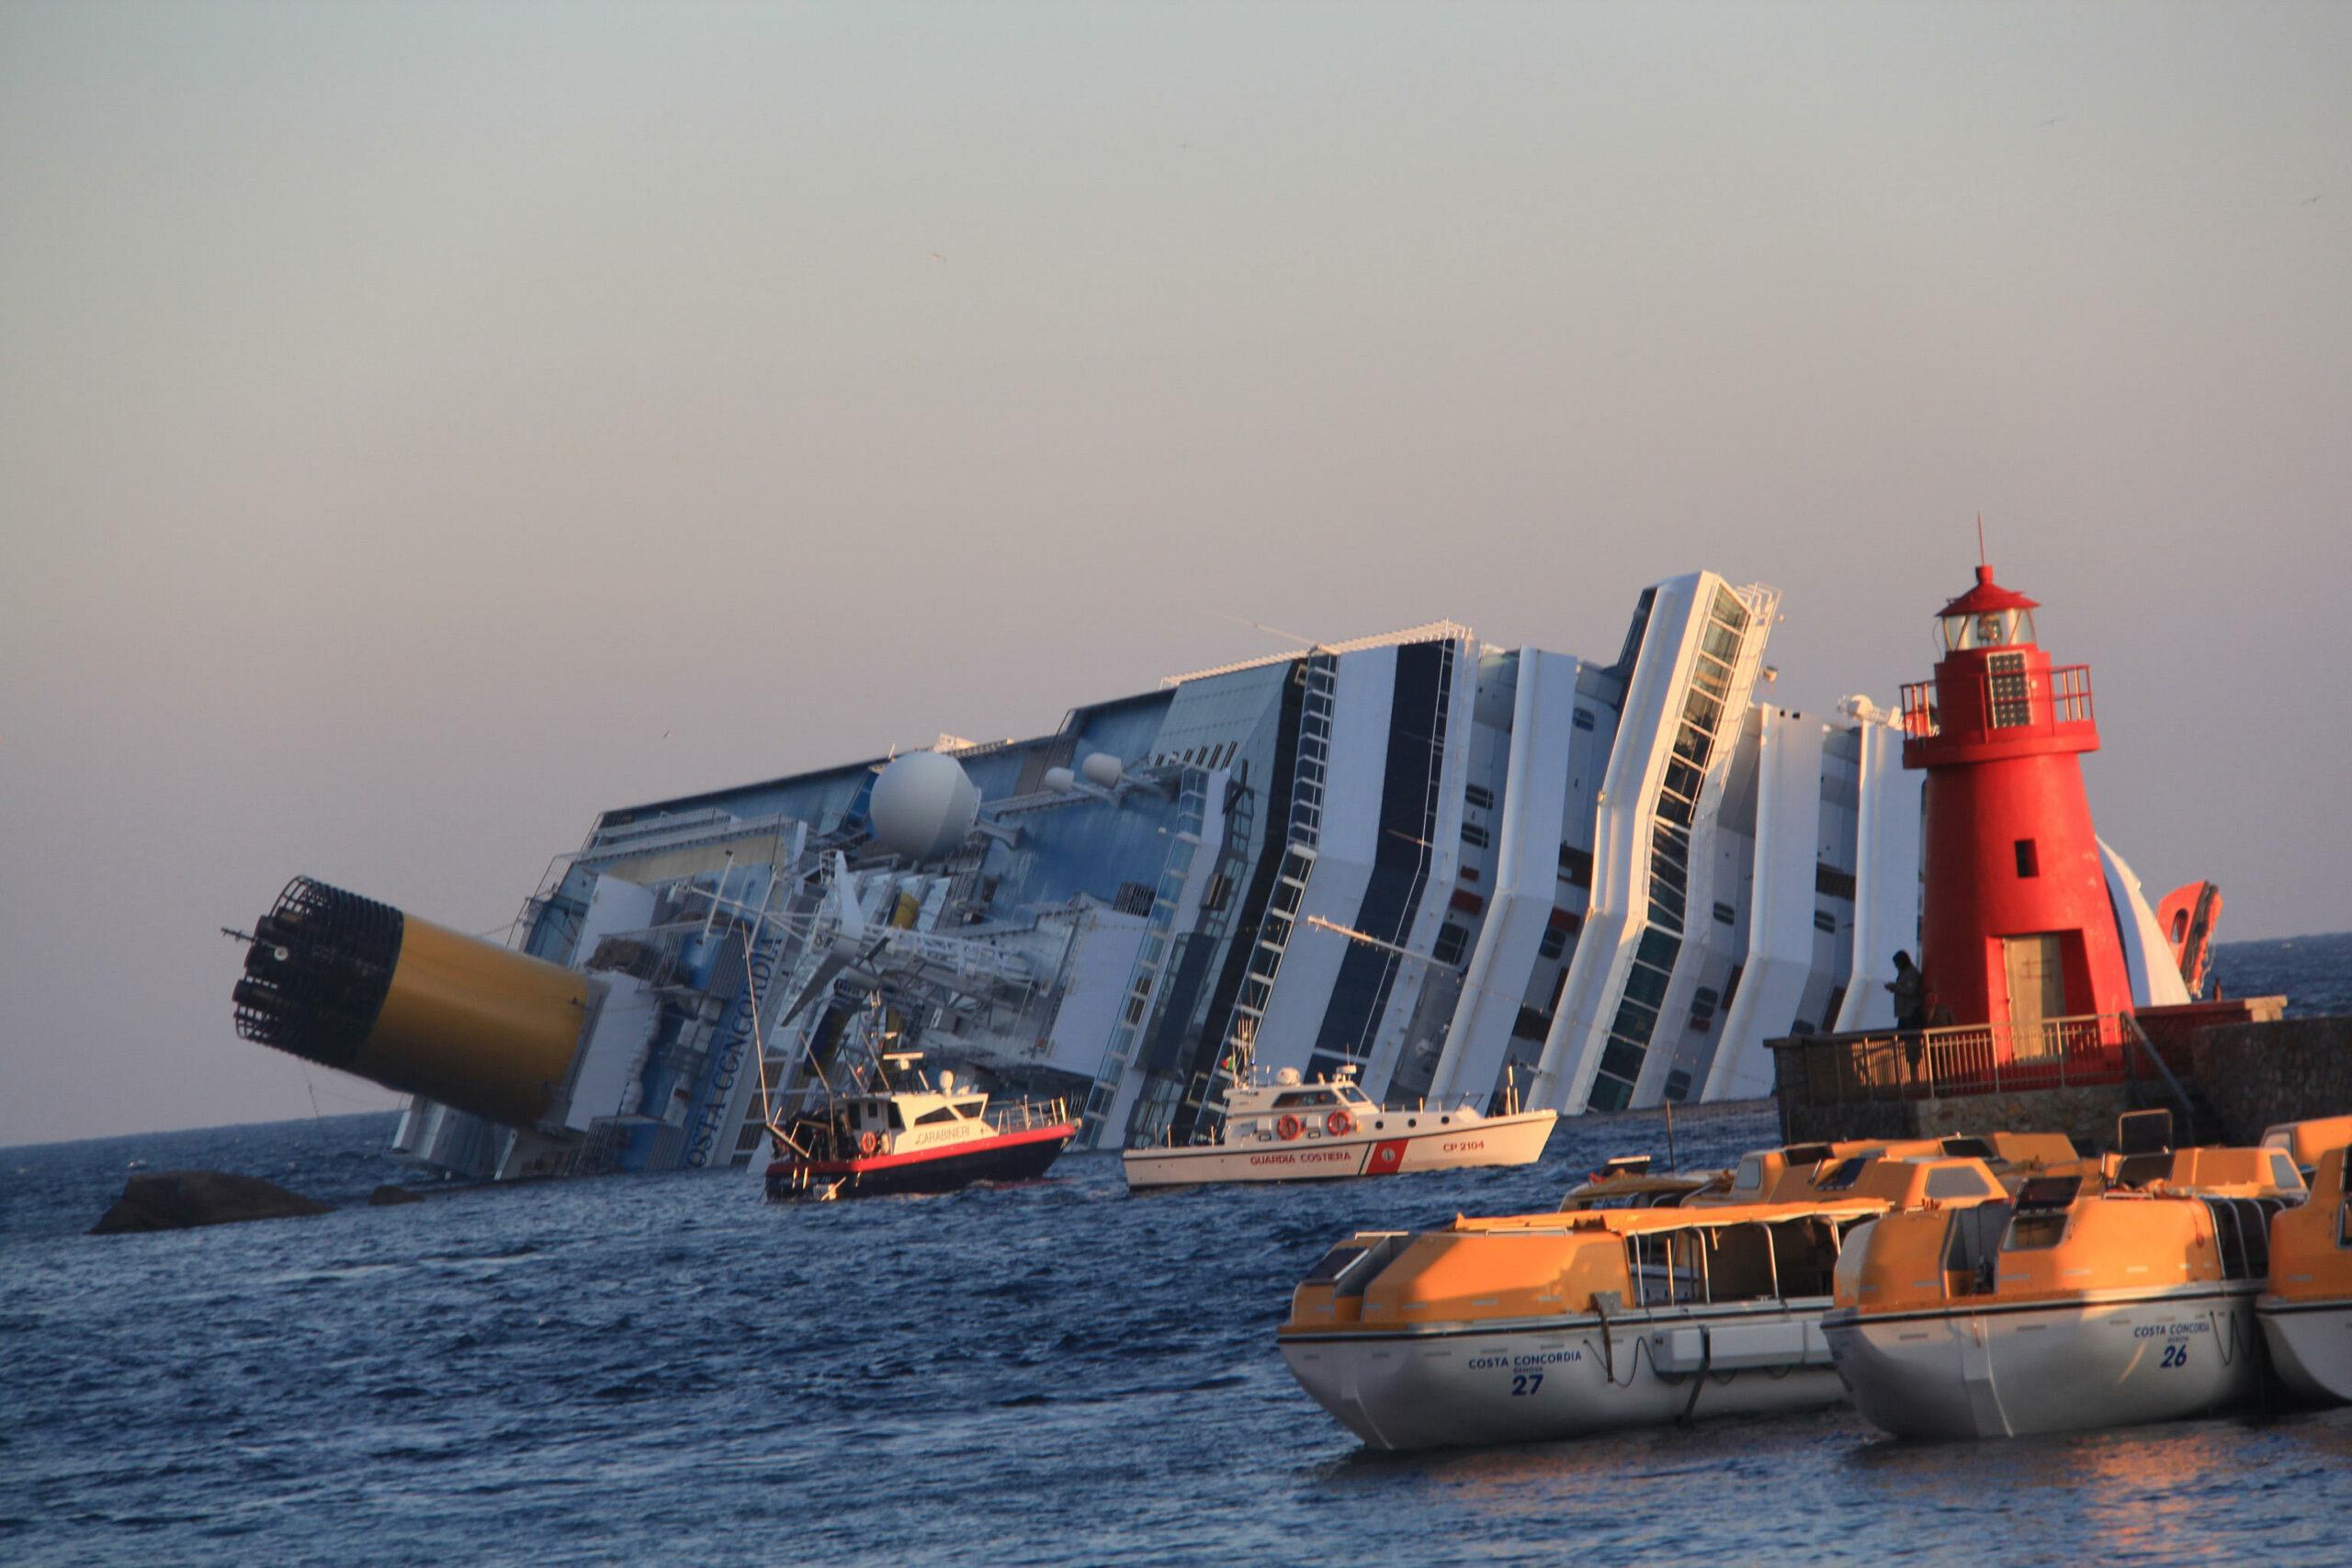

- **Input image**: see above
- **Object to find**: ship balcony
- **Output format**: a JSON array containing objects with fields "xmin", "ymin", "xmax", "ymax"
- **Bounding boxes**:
[{"xmin": 1900, "ymin": 663, "xmax": 2095, "ymax": 764}]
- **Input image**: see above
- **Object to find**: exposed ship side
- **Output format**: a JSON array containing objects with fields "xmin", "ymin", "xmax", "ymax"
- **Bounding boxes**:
[{"xmin": 232, "ymin": 566, "xmax": 2206, "ymax": 1183}]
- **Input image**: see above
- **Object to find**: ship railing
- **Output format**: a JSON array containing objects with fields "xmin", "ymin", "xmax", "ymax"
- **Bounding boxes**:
[
  {"xmin": 1770, "ymin": 1011, "xmax": 2135, "ymax": 1103},
  {"xmin": 986, "ymin": 1097, "xmax": 1071, "ymax": 1134}
]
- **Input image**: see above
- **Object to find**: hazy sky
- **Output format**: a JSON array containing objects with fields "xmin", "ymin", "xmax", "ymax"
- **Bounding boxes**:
[{"xmin": 5, "ymin": 3, "xmax": 2346, "ymax": 1147}]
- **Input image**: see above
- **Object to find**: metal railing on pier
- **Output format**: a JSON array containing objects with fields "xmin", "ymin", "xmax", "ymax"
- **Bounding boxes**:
[{"xmin": 1770, "ymin": 1011, "xmax": 2134, "ymax": 1103}]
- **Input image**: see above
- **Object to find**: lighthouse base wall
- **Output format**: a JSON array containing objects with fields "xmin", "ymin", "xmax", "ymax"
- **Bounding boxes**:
[
  {"xmin": 1768, "ymin": 996, "xmax": 2315, "ymax": 1151},
  {"xmin": 1771, "ymin": 1075, "xmax": 2143, "ymax": 1154}
]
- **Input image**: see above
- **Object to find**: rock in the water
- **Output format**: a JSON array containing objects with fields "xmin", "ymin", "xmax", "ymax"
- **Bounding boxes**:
[
  {"xmin": 90, "ymin": 1170, "xmax": 331, "ymax": 1235},
  {"xmin": 367, "ymin": 1184, "xmax": 425, "ymax": 1206}
]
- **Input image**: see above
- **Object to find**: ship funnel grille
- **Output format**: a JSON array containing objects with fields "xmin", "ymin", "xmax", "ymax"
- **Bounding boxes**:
[{"xmin": 231, "ymin": 876, "xmax": 406, "ymax": 1068}]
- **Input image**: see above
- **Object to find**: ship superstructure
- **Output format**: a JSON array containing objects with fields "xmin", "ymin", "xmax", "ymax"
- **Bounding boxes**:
[{"xmin": 232, "ymin": 567, "xmax": 2203, "ymax": 1182}]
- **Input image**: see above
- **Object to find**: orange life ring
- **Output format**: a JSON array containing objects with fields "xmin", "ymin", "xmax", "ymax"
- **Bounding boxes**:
[
  {"xmin": 1326, "ymin": 1110, "xmax": 1353, "ymax": 1137},
  {"xmin": 1275, "ymin": 1113, "xmax": 1303, "ymax": 1142},
  {"xmin": 858, "ymin": 1131, "xmax": 880, "ymax": 1157}
]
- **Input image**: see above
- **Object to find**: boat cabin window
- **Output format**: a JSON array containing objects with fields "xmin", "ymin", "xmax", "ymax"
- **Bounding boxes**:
[
  {"xmin": 1624, "ymin": 1218, "xmax": 1848, "ymax": 1307},
  {"xmin": 2003, "ymin": 1212, "xmax": 2070, "ymax": 1250},
  {"xmin": 915, "ymin": 1105, "xmax": 962, "ymax": 1126},
  {"xmin": 1815, "ymin": 1157, "xmax": 1870, "ymax": 1191},
  {"xmin": 2004, "ymin": 1175, "xmax": 2080, "ymax": 1249},
  {"xmin": 1271, "ymin": 1089, "xmax": 1339, "ymax": 1110},
  {"xmin": 2205, "ymin": 1198, "xmax": 2289, "ymax": 1280},
  {"xmin": 1924, "ymin": 1166, "xmax": 1995, "ymax": 1201}
]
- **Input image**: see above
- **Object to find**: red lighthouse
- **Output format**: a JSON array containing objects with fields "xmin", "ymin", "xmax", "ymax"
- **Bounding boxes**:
[{"xmin": 1900, "ymin": 565, "xmax": 2135, "ymax": 1055}]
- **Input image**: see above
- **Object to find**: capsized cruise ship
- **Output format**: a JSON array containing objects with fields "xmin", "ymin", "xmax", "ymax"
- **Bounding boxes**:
[{"xmin": 230, "ymin": 569, "xmax": 2202, "ymax": 1181}]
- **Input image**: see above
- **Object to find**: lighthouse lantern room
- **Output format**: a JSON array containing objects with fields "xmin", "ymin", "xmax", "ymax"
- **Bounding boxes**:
[{"xmin": 1899, "ymin": 564, "xmax": 2135, "ymax": 1056}]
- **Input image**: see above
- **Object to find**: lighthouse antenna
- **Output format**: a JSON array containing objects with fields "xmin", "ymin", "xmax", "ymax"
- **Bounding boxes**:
[{"xmin": 1977, "ymin": 513, "xmax": 1986, "ymax": 567}]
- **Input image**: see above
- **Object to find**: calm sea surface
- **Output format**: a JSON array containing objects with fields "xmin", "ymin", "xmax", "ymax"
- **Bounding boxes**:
[{"xmin": 6, "ymin": 933, "xmax": 2349, "ymax": 1566}]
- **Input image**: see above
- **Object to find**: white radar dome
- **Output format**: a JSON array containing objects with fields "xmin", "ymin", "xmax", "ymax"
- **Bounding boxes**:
[
  {"xmin": 1275, "ymin": 1066, "xmax": 1303, "ymax": 1087},
  {"xmin": 1042, "ymin": 766, "xmax": 1077, "ymax": 794},
  {"xmin": 869, "ymin": 750, "xmax": 981, "ymax": 862},
  {"xmin": 1080, "ymin": 751, "xmax": 1125, "ymax": 789}
]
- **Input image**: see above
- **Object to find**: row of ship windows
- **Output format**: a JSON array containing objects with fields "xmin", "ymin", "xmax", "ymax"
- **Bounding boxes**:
[
  {"xmin": 1152, "ymin": 740, "xmax": 1241, "ymax": 771},
  {"xmin": 1431, "ymin": 907, "xmax": 1582, "ymax": 968}
]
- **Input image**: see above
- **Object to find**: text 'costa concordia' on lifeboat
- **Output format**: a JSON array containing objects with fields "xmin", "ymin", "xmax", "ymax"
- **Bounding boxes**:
[
  {"xmin": 1275, "ymin": 1139, "xmax": 2074, "ymax": 1451},
  {"xmin": 1820, "ymin": 1132, "xmax": 2310, "ymax": 1441}
]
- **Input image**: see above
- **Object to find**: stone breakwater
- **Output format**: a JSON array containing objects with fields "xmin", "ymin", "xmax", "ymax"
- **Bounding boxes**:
[{"xmin": 2194, "ymin": 1016, "xmax": 2352, "ymax": 1144}]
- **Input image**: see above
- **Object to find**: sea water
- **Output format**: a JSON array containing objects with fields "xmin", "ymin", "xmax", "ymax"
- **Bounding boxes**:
[{"xmin": 5, "ymin": 934, "xmax": 2347, "ymax": 1566}]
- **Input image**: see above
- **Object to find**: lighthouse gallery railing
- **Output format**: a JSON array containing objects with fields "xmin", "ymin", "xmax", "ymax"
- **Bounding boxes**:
[
  {"xmin": 1771, "ymin": 1010, "xmax": 2137, "ymax": 1102},
  {"xmin": 1900, "ymin": 663, "xmax": 2094, "ymax": 742}
]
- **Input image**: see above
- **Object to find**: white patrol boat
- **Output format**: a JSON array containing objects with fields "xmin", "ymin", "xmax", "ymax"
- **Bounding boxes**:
[
  {"xmin": 1121, "ymin": 1065, "xmax": 1556, "ymax": 1190},
  {"xmin": 765, "ymin": 1054, "xmax": 1075, "ymax": 1201}
]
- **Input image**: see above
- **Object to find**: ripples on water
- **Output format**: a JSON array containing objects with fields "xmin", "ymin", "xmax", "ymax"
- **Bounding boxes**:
[{"xmin": 3, "ymin": 934, "xmax": 2346, "ymax": 1565}]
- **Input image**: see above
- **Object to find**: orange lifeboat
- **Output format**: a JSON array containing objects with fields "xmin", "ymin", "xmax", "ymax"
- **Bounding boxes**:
[
  {"xmin": 2256, "ymin": 1129, "xmax": 2352, "ymax": 1405},
  {"xmin": 1822, "ymin": 1139, "xmax": 2305, "ymax": 1438}
]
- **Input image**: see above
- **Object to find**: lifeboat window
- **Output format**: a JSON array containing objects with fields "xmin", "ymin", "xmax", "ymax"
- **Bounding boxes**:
[
  {"xmin": 2338, "ymin": 1202, "xmax": 2352, "ymax": 1249},
  {"xmin": 1815, "ymin": 1157, "xmax": 1869, "ymax": 1191},
  {"xmin": 1706, "ymin": 1224, "xmax": 1777, "ymax": 1303},
  {"xmin": 1302, "ymin": 1243, "xmax": 1370, "ymax": 1287},
  {"xmin": 2267, "ymin": 1153, "xmax": 2304, "ymax": 1193},
  {"xmin": 2202, "ymin": 1198, "xmax": 2287, "ymax": 1280},
  {"xmin": 2004, "ymin": 1212, "xmax": 2070, "ymax": 1250},
  {"xmin": 1628, "ymin": 1231, "xmax": 1712, "ymax": 1305},
  {"xmin": 1732, "ymin": 1156, "xmax": 1765, "ymax": 1193},
  {"xmin": 1767, "ymin": 1217, "xmax": 1842, "ymax": 1300},
  {"xmin": 1924, "ymin": 1166, "xmax": 1994, "ymax": 1201},
  {"xmin": 1308, "ymin": 1234, "xmax": 1408, "ymax": 1298}
]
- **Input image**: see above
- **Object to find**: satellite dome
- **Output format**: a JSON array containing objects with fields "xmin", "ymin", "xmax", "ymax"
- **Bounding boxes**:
[
  {"xmin": 1275, "ymin": 1066, "xmax": 1303, "ymax": 1087},
  {"xmin": 869, "ymin": 750, "xmax": 981, "ymax": 862},
  {"xmin": 1080, "ymin": 752, "xmax": 1125, "ymax": 789}
]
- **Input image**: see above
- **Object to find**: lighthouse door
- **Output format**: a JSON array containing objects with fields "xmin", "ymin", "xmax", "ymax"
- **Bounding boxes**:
[{"xmin": 2003, "ymin": 934, "xmax": 2068, "ymax": 1056}]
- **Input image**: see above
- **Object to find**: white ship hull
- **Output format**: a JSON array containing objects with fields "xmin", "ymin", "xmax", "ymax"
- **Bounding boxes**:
[
  {"xmin": 2257, "ymin": 1298, "xmax": 2352, "ymax": 1404},
  {"xmin": 1122, "ymin": 1109, "xmax": 1555, "ymax": 1190},
  {"xmin": 1281, "ymin": 1300, "xmax": 1843, "ymax": 1451},
  {"xmin": 1824, "ymin": 1288, "xmax": 2261, "ymax": 1439}
]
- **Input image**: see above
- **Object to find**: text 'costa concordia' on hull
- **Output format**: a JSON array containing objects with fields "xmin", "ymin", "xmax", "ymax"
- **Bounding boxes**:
[{"xmin": 229, "ymin": 568, "xmax": 2207, "ymax": 1183}]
